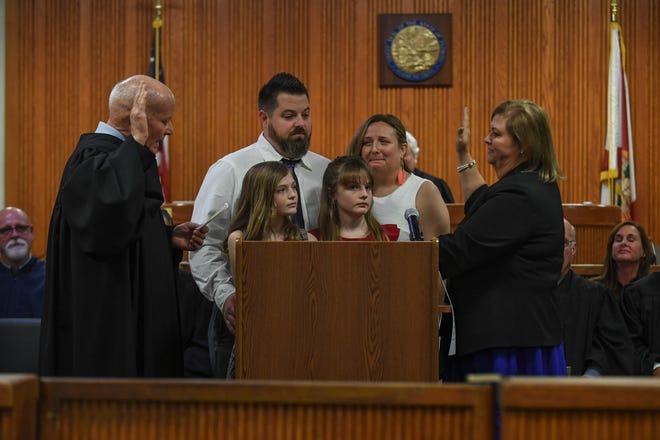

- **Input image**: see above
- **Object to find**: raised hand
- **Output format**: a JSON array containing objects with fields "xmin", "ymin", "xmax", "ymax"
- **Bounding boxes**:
[
  {"xmin": 130, "ymin": 82, "xmax": 149, "ymax": 148},
  {"xmin": 456, "ymin": 106, "xmax": 470, "ymax": 155}
]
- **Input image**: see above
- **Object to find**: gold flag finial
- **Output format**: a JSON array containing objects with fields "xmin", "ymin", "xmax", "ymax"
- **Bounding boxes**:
[
  {"xmin": 153, "ymin": 0, "xmax": 163, "ymax": 29},
  {"xmin": 610, "ymin": 0, "xmax": 619, "ymax": 23}
]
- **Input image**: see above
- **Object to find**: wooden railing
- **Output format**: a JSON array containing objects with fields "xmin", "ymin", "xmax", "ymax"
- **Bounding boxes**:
[
  {"xmin": 5, "ymin": 375, "xmax": 660, "ymax": 440},
  {"xmin": 501, "ymin": 377, "xmax": 660, "ymax": 440},
  {"xmin": 572, "ymin": 264, "xmax": 660, "ymax": 278},
  {"xmin": 0, "ymin": 375, "xmax": 38, "ymax": 440},
  {"xmin": 39, "ymin": 379, "xmax": 493, "ymax": 440}
]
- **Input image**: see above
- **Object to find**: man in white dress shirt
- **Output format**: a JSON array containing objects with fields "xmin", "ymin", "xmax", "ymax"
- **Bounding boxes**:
[{"xmin": 190, "ymin": 72, "xmax": 329, "ymax": 377}]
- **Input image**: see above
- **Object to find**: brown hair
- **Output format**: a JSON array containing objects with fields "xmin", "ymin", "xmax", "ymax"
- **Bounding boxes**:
[
  {"xmin": 346, "ymin": 114, "xmax": 411, "ymax": 173},
  {"xmin": 318, "ymin": 155, "xmax": 388, "ymax": 241},
  {"xmin": 223, "ymin": 161, "xmax": 301, "ymax": 251},
  {"xmin": 593, "ymin": 220, "xmax": 654, "ymax": 294}
]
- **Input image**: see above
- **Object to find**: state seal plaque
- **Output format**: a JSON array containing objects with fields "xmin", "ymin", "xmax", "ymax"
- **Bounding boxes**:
[{"xmin": 379, "ymin": 14, "xmax": 452, "ymax": 87}]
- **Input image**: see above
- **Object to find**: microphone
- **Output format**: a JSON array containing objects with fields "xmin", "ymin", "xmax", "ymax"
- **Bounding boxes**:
[{"xmin": 404, "ymin": 208, "xmax": 424, "ymax": 241}]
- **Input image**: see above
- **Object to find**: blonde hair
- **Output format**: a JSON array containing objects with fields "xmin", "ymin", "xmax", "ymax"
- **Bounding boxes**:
[{"xmin": 491, "ymin": 100, "xmax": 563, "ymax": 183}]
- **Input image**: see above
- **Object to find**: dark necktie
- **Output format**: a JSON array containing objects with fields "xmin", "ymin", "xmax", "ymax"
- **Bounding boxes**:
[{"xmin": 281, "ymin": 158, "xmax": 305, "ymax": 229}]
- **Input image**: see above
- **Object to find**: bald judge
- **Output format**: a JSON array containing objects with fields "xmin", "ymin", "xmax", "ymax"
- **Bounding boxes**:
[{"xmin": 40, "ymin": 75, "xmax": 207, "ymax": 377}]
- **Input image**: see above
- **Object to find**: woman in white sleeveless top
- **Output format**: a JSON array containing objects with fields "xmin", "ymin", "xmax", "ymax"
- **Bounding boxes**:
[{"xmin": 347, "ymin": 114, "xmax": 450, "ymax": 240}]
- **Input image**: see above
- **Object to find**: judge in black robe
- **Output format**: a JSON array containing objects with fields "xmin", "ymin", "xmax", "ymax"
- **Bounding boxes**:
[
  {"xmin": 620, "ymin": 272, "xmax": 660, "ymax": 375},
  {"xmin": 39, "ymin": 75, "xmax": 206, "ymax": 377},
  {"xmin": 557, "ymin": 269, "xmax": 637, "ymax": 375}
]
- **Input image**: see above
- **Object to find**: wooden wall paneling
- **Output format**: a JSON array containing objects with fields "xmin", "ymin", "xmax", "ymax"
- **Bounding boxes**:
[
  {"xmin": 166, "ymin": 2, "xmax": 220, "ymax": 200},
  {"xmin": 5, "ymin": 0, "xmax": 660, "ymax": 260},
  {"xmin": 6, "ymin": 0, "xmax": 39, "ymax": 257}
]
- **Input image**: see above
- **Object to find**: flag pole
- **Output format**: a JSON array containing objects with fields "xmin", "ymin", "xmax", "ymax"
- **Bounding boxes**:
[
  {"xmin": 152, "ymin": 1, "xmax": 163, "ymax": 81},
  {"xmin": 151, "ymin": 0, "xmax": 170, "ymax": 202},
  {"xmin": 606, "ymin": 0, "xmax": 619, "ymax": 205}
]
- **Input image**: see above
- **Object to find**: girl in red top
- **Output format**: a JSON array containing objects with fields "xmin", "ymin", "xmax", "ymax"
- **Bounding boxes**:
[{"xmin": 312, "ymin": 155, "xmax": 399, "ymax": 241}]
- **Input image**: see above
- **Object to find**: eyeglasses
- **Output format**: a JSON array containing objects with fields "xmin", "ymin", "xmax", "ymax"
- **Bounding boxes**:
[
  {"xmin": 0, "ymin": 224, "xmax": 31, "ymax": 236},
  {"xmin": 564, "ymin": 239, "xmax": 575, "ymax": 247}
]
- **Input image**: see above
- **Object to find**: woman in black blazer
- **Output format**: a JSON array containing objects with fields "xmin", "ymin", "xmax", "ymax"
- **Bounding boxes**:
[{"xmin": 438, "ymin": 100, "xmax": 566, "ymax": 382}]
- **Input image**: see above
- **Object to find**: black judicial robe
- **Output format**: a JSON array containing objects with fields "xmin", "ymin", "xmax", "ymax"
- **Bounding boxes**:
[
  {"xmin": 557, "ymin": 270, "xmax": 636, "ymax": 375},
  {"xmin": 39, "ymin": 133, "xmax": 183, "ymax": 377},
  {"xmin": 620, "ymin": 272, "xmax": 660, "ymax": 375}
]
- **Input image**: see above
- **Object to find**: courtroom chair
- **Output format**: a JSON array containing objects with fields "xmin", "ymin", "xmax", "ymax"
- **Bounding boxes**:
[
  {"xmin": 651, "ymin": 239, "xmax": 660, "ymax": 264},
  {"xmin": 0, "ymin": 318, "xmax": 40, "ymax": 374}
]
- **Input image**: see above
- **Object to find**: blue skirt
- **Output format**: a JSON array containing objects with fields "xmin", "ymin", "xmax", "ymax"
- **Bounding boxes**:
[{"xmin": 443, "ymin": 345, "xmax": 567, "ymax": 382}]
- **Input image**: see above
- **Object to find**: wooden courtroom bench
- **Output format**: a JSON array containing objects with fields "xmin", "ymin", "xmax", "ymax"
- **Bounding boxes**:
[
  {"xmin": 0, "ymin": 374, "xmax": 38, "ymax": 440},
  {"xmin": 500, "ymin": 377, "xmax": 660, "ymax": 440},
  {"xmin": 39, "ymin": 379, "xmax": 493, "ymax": 440},
  {"xmin": 448, "ymin": 203, "xmax": 621, "ymax": 264},
  {"xmin": 572, "ymin": 264, "xmax": 660, "ymax": 278},
  {"xmin": 162, "ymin": 200, "xmax": 194, "ymax": 225}
]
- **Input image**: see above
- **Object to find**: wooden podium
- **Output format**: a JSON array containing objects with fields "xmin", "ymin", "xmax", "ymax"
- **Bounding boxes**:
[{"xmin": 235, "ymin": 241, "xmax": 440, "ymax": 381}]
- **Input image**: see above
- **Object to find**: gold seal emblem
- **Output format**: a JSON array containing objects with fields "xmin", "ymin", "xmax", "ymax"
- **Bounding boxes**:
[
  {"xmin": 390, "ymin": 25, "xmax": 441, "ymax": 74},
  {"xmin": 384, "ymin": 20, "xmax": 447, "ymax": 82}
]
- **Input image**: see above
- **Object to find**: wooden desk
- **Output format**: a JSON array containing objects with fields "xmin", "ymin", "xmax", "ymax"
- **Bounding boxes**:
[
  {"xmin": 40, "ymin": 379, "xmax": 494, "ymax": 440},
  {"xmin": 0, "ymin": 374, "xmax": 38, "ymax": 440},
  {"xmin": 448, "ymin": 203, "xmax": 621, "ymax": 264}
]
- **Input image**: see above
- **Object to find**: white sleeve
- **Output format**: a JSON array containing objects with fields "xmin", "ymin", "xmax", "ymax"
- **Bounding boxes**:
[{"xmin": 189, "ymin": 161, "xmax": 238, "ymax": 311}]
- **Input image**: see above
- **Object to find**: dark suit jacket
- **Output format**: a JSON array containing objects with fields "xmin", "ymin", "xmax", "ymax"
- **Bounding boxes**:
[
  {"xmin": 413, "ymin": 169, "xmax": 455, "ymax": 203},
  {"xmin": 439, "ymin": 163, "xmax": 564, "ymax": 356}
]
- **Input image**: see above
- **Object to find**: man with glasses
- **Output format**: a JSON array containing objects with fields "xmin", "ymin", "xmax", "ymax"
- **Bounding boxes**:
[{"xmin": 0, "ymin": 207, "xmax": 45, "ymax": 318}]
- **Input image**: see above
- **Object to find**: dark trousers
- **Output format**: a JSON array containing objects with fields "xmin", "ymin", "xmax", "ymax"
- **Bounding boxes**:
[{"xmin": 208, "ymin": 305, "xmax": 235, "ymax": 378}]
